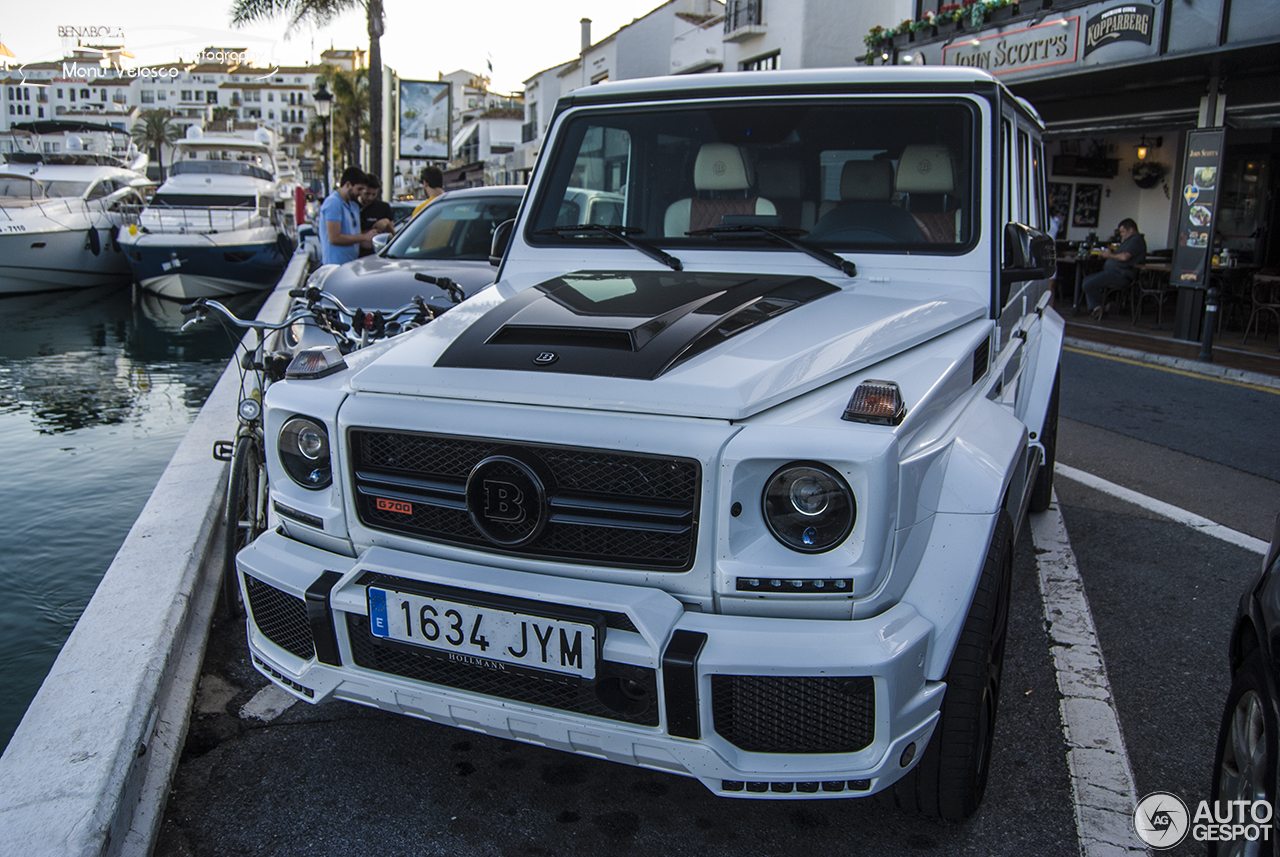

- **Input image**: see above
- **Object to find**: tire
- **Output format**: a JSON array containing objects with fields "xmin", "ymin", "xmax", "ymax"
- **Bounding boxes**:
[
  {"xmin": 1209, "ymin": 648, "xmax": 1278, "ymax": 857},
  {"xmin": 1029, "ymin": 369, "xmax": 1060, "ymax": 514},
  {"xmin": 889, "ymin": 511, "xmax": 1014, "ymax": 819},
  {"xmin": 223, "ymin": 434, "xmax": 267, "ymax": 617}
]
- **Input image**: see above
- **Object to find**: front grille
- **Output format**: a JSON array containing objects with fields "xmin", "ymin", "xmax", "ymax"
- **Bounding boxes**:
[
  {"xmin": 349, "ymin": 430, "xmax": 700, "ymax": 571},
  {"xmin": 711, "ymin": 675, "xmax": 875, "ymax": 754},
  {"xmin": 345, "ymin": 612, "xmax": 659, "ymax": 726},
  {"xmin": 245, "ymin": 575, "xmax": 315, "ymax": 660}
]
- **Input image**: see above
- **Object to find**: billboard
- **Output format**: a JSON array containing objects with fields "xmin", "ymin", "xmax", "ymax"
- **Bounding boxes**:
[{"xmin": 397, "ymin": 79, "xmax": 451, "ymax": 160}]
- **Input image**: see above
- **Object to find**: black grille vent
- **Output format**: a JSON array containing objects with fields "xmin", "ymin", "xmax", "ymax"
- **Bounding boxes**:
[
  {"xmin": 972, "ymin": 336, "xmax": 990, "ymax": 385},
  {"xmin": 245, "ymin": 575, "xmax": 315, "ymax": 660},
  {"xmin": 711, "ymin": 675, "xmax": 875, "ymax": 754},
  {"xmin": 345, "ymin": 613, "xmax": 659, "ymax": 726},
  {"xmin": 350, "ymin": 430, "xmax": 700, "ymax": 571}
]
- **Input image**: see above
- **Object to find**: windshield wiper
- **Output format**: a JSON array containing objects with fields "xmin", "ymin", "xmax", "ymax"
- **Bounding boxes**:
[
  {"xmin": 534, "ymin": 224, "xmax": 683, "ymax": 272},
  {"xmin": 687, "ymin": 224, "xmax": 857, "ymax": 278}
]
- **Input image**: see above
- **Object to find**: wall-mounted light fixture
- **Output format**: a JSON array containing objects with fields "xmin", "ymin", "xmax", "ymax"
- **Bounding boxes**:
[{"xmin": 1137, "ymin": 134, "xmax": 1162, "ymax": 160}]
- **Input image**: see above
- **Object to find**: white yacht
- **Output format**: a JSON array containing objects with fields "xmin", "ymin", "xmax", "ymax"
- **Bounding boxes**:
[
  {"xmin": 0, "ymin": 123, "xmax": 150, "ymax": 295},
  {"xmin": 119, "ymin": 125, "xmax": 298, "ymax": 299}
]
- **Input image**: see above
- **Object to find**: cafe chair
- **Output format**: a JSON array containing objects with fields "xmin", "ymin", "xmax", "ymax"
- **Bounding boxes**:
[
  {"xmin": 1242, "ymin": 270, "xmax": 1280, "ymax": 345},
  {"xmin": 1132, "ymin": 265, "xmax": 1173, "ymax": 327}
]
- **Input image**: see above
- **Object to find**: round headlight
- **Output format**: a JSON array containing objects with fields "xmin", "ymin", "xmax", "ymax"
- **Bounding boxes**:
[
  {"xmin": 237, "ymin": 397, "xmax": 261, "ymax": 423},
  {"xmin": 762, "ymin": 463, "xmax": 855, "ymax": 553},
  {"xmin": 279, "ymin": 417, "xmax": 332, "ymax": 488}
]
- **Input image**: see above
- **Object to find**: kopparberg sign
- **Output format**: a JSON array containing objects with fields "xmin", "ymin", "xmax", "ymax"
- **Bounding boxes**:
[{"xmin": 1083, "ymin": 4, "xmax": 1155, "ymax": 59}]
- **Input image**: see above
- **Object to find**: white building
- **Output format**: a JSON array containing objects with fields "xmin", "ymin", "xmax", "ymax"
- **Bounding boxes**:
[{"xmin": 501, "ymin": 0, "xmax": 908, "ymax": 184}]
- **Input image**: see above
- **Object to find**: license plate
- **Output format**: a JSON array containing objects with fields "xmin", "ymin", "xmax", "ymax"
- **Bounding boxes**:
[{"xmin": 367, "ymin": 586, "xmax": 597, "ymax": 680}]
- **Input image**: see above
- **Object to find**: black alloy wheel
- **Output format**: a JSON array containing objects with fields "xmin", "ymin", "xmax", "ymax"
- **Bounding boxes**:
[
  {"xmin": 887, "ymin": 511, "xmax": 1014, "ymax": 819},
  {"xmin": 1210, "ymin": 648, "xmax": 1279, "ymax": 857},
  {"xmin": 1029, "ymin": 369, "xmax": 1060, "ymax": 514}
]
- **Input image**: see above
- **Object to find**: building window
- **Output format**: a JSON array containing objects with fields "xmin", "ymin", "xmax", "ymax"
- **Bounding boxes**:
[
  {"xmin": 740, "ymin": 50, "xmax": 780, "ymax": 71},
  {"xmin": 158, "ymin": 90, "xmax": 166, "ymax": 101},
  {"xmin": 181, "ymin": 90, "xmax": 192, "ymax": 101},
  {"xmin": 267, "ymin": 91, "xmax": 273, "ymax": 102},
  {"xmin": 141, "ymin": 90, "xmax": 155, "ymax": 103},
  {"xmin": 57, "ymin": 88, "xmax": 63, "ymax": 98},
  {"xmin": 590, "ymin": 72, "xmax": 609, "ymax": 85},
  {"xmin": 206, "ymin": 91, "xmax": 218, "ymax": 104},
  {"xmin": 38, "ymin": 107, "xmax": 44, "ymax": 118},
  {"xmin": 80, "ymin": 88, "xmax": 90, "ymax": 99}
]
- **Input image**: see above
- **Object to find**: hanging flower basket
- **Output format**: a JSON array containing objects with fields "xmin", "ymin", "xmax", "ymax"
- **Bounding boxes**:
[{"xmin": 1131, "ymin": 161, "xmax": 1168, "ymax": 189}]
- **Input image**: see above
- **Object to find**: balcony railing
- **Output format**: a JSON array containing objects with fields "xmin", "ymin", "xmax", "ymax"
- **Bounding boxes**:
[
  {"xmin": 724, "ymin": 0, "xmax": 764, "ymax": 38},
  {"xmin": 521, "ymin": 121, "xmax": 537, "ymax": 143}
]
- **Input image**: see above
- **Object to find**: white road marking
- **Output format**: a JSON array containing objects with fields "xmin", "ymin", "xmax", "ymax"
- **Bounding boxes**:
[
  {"xmin": 239, "ymin": 685, "xmax": 297, "ymax": 722},
  {"xmin": 1056, "ymin": 463, "xmax": 1268, "ymax": 556},
  {"xmin": 1030, "ymin": 496, "xmax": 1149, "ymax": 856}
]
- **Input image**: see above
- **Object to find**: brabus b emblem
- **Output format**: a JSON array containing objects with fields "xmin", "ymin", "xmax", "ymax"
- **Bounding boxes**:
[
  {"xmin": 465, "ymin": 454, "xmax": 549, "ymax": 546},
  {"xmin": 483, "ymin": 479, "xmax": 526, "ymax": 523},
  {"xmin": 533, "ymin": 351, "xmax": 558, "ymax": 365}
]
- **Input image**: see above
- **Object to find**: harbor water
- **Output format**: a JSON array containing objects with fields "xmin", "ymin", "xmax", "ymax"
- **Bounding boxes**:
[{"xmin": 0, "ymin": 284, "xmax": 265, "ymax": 752}]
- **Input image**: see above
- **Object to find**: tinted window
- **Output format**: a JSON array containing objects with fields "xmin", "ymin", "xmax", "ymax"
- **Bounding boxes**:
[
  {"xmin": 529, "ymin": 100, "xmax": 977, "ymax": 253},
  {"xmin": 385, "ymin": 195, "xmax": 522, "ymax": 261}
]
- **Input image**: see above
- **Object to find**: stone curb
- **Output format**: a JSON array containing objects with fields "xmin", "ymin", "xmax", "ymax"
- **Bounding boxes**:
[
  {"xmin": 0, "ymin": 255, "xmax": 309, "ymax": 857},
  {"xmin": 1064, "ymin": 336, "xmax": 1280, "ymax": 391}
]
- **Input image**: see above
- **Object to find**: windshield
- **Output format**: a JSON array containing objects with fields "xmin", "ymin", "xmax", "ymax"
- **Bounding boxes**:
[
  {"xmin": 0, "ymin": 176, "xmax": 44, "ymax": 200},
  {"xmin": 385, "ymin": 195, "xmax": 521, "ymax": 261},
  {"xmin": 528, "ymin": 99, "xmax": 977, "ymax": 253},
  {"xmin": 173, "ymin": 148, "xmax": 275, "ymax": 182},
  {"xmin": 41, "ymin": 180, "xmax": 92, "ymax": 198}
]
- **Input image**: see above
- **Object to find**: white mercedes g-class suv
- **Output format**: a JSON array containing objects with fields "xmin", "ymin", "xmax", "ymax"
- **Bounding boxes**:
[{"xmin": 239, "ymin": 67, "xmax": 1061, "ymax": 818}]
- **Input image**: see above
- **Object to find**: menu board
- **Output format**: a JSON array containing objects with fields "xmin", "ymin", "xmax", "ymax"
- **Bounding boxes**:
[
  {"xmin": 1171, "ymin": 128, "xmax": 1225, "ymax": 289},
  {"xmin": 1071, "ymin": 183, "xmax": 1102, "ymax": 228}
]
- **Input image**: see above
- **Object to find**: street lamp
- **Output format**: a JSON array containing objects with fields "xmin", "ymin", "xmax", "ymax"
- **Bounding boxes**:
[{"xmin": 314, "ymin": 82, "xmax": 333, "ymax": 197}]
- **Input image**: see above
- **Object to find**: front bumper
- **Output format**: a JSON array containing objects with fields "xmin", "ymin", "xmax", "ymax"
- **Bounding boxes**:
[{"xmin": 237, "ymin": 530, "xmax": 943, "ymax": 798}]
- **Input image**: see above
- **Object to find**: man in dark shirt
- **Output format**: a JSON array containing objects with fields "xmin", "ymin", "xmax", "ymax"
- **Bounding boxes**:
[
  {"xmin": 1084, "ymin": 217, "xmax": 1147, "ymax": 319},
  {"xmin": 358, "ymin": 172, "xmax": 395, "ymax": 257}
]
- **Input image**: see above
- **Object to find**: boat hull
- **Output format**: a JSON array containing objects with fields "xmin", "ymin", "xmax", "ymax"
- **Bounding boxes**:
[
  {"xmin": 0, "ymin": 226, "xmax": 131, "ymax": 294},
  {"xmin": 122, "ymin": 230, "xmax": 295, "ymax": 299}
]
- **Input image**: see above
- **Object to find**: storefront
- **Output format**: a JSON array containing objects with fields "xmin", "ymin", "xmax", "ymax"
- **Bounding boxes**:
[{"xmin": 894, "ymin": 0, "xmax": 1280, "ymax": 336}]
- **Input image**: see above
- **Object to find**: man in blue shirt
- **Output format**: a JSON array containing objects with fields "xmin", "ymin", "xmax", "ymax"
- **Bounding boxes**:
[{"xmin": 318, "ymin": 166, "xmax": 378, "ymax": 266}]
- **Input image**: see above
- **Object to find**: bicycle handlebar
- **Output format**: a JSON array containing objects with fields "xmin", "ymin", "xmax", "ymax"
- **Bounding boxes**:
[{"xmin": 413, "ymin": 272, "xmax": 466, "ymax": 304}]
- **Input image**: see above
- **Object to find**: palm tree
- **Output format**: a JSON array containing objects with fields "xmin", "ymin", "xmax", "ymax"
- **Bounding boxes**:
[
  {"xmin": 300, "ymin": 66, "xmax": 368, "ymax": 176},
  {"xmin": 229, "ymin": 0, "xmax": 384, "ymax": 178},
  {"xmin": 131, "ymin": 109, "xmax": 182, "ymax": 181}
]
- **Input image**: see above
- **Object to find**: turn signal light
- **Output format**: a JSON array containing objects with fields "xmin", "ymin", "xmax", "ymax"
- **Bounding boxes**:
[
  {"xmin": 286, "ymin": 345, "xmax": 347, "ymax": 380},
  {"xmin": 842, "ymin": 380, "xmax": 906, "ymax": 425}
]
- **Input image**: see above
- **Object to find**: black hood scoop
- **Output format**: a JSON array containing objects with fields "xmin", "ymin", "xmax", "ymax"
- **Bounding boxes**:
[{"xmin": 435, "ymin": 271, "xmax": 838, "ymax": 380}]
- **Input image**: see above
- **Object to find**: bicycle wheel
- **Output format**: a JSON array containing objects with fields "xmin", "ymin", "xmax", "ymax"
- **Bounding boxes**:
[{"xmin": 223, "ymin": 433, "xmax": 267, "ymax": 616}]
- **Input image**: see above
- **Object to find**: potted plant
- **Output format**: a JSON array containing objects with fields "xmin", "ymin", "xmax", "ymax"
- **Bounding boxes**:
[
  {"xmin": 1131, "ymin": 160, "xmax": 1168, "ymax": 190},
  {"xmin": 984, "ymin": 0, "xmax": 1019, "ymax": 26},
  {"xmin": 891, "ymin": 19, "xmax": 917, "ymax": 48},
  {"xmin": 936, "ymin": 4, "xmax": 964, "ymax": 36}
]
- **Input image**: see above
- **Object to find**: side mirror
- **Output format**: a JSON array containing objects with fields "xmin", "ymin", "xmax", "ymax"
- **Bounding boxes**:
[
  {"xmin": 490, "ymin": 219, "xmax": 514, "ymax": 267},
  {"xmin": 372, "ymin": 232, "xmax": 391, "ymax": 251},
  {"xmin": 1001, "ymin": 222, "xmax": 1056, "ymax": 285}
]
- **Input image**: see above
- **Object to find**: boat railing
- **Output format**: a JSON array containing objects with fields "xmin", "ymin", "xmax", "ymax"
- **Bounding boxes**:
[
  {"xmin": 137, "ymin": 205, "xmax": 268, "ymax": 235},
  {"xmin": 0, "ymin": 196, "xmax": 114, "ymax": 223}
]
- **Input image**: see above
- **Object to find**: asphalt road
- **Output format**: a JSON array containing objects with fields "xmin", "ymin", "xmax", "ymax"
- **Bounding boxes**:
[{"xmin": 156, "ymin": 345, "xmax": 1280, "ymax": 856}]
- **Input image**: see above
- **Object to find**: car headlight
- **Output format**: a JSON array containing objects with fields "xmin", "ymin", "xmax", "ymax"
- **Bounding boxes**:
[
  {"xmin": 279, "ymin": 417, "xmax": 332, "ymax": 489},
  {"xmin": 762, "ymin": 463, "xmax": 855, "ymax": 553}
]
